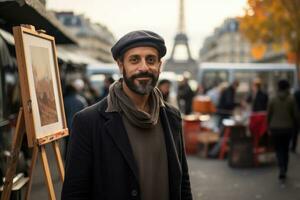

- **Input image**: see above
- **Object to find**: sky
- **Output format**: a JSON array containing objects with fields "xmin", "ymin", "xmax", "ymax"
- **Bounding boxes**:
[{"xmin": 47, "ymin": 0, "xmax": 248, "ymax": 59}]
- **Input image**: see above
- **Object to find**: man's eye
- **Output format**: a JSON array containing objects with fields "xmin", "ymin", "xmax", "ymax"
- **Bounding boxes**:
[
  {"xmin": 130, "ymin": 57, "xmax": 139, "ymax": 63},
  {"xmin": 147, "ymin": 56, "xmax": 156, "ymax": 64}
]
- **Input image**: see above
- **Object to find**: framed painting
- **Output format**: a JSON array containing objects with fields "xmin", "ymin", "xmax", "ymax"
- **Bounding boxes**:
[{"xmin": 13, "ymin": 25, "xmax": 68, "ymax": 147}]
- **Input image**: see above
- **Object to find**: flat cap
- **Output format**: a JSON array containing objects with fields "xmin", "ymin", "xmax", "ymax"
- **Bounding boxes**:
[{"xmin": 111, "ymin": 30, "xmax": 167, "ymax": 61}]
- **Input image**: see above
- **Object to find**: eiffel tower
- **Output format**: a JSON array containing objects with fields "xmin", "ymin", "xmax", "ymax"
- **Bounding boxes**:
[{"xmin": 163, "ymin": 0, "xmax": 198, "ymax": 79}]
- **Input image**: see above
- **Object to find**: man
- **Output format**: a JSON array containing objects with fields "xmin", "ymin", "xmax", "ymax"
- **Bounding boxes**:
[
  {"xmin": 63, "ymin": 79, "xmax": 88, "ymax": 159},
  {"xmin": 177, "ymin": 72, "xmax": 195, "ymax": 115},
  {"xmin": 246, "ymin": 78, "xmax": 268, "ymax": 112},
  {"xmin": 157, "ymin": 79, "xmax": 171, "ymax": 102},
  {"xmin": 267, "ymin": 80, "xmax": 299, "ymax": 180},
  {"xmin": 247, "ymin": 78, "xmax": 269, "ymax": 150},
  {"xmin": 217, "ymin": 80, "xmax": 239, "ymax": 127},
  {"xmin": 62, "ymin": 30, "xmax": 193, "ymax": 200}
]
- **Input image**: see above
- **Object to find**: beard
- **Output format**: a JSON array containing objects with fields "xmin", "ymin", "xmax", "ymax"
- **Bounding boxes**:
[{"xmin": 123, "ymin": 68, "xmax": 159, "ymax": 95}]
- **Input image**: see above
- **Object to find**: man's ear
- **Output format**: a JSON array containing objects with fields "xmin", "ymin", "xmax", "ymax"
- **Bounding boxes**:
[
  {"xmin": 117, "ymin": 59, "xmax": 123, "ymax": 74},
  {"xmin": 158, "ymin": 60, "xmax": 162, "ymax": 74}
]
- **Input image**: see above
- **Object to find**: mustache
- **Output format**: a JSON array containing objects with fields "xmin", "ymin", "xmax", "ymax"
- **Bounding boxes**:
[{"xmin": 130, "ymin": 72, "xmax": 155, "ymax": 80}]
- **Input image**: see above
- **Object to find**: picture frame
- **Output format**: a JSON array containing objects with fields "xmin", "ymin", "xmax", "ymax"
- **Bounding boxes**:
[{"xmin": 13, "ymin": 25, "xmax": 68, "ymax": 147}]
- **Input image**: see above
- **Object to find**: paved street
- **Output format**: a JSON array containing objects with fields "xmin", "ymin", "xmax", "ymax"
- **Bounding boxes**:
[
  {"xmin": 189, "ymin": 154, "xmax": 300, "ymax": 200},
  {"xmin": 26, "ymin": 143, "xmax": 300, "ymax": 200}
]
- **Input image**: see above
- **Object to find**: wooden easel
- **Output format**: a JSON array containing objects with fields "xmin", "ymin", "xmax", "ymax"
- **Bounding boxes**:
[
  {"xmin": 1, "ymin": 25, "xmax": 69, "ymax": 200},
  {"xmin": 1, "ymin": 108, "xmax": 67, "ymax": 200}
]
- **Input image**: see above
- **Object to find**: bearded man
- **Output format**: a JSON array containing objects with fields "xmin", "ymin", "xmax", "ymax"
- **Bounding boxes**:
[{"xmin": 62, "ymin": 30, "xmax": 193, "ymax": 200}]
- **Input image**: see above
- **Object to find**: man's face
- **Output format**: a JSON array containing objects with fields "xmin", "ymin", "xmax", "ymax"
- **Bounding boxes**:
[{"xmin": 117, "ymin": 46, "xmax": 161, "ymax": 95}]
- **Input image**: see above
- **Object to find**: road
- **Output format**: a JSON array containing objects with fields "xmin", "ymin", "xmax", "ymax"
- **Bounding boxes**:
[{"xmin": 25, "ymin": 143, "xmax": 300, "ymax": 200}]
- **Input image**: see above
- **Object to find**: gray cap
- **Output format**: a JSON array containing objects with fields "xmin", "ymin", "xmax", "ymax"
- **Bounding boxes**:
[{"xmin": 111, "ymin": 30, "xmax": 167, "ymax": 61}]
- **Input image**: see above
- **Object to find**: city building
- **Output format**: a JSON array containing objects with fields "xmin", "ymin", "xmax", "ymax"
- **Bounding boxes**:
[
  {"xmin": 199, "ymin": 18, "xmax": 252, "ymax": 63},
  {"xmin": 55, "ymin": 12, "xmax": 115, "ymax": 63}
]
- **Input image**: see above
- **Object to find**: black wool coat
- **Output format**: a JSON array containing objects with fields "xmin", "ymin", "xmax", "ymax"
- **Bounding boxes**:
[{"xmin": 61, "ymin": 98, "xmax": 193, "ymax": 200}]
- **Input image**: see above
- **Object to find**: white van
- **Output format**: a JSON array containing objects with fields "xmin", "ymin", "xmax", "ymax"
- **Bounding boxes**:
[{"xmin": 198, "ymin": 62, "xmax": 298, "ymax": 95}]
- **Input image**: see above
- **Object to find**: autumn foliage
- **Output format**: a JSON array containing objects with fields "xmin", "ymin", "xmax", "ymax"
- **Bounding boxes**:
[{"xmin": 239, "ymin": 0, "xmax": 300, "ymax": 68}]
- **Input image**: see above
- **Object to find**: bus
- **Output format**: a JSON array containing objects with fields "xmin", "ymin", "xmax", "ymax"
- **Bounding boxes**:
[{"xmin": 198, "ymin": 62, "xmax": 298, "ymax": 96}]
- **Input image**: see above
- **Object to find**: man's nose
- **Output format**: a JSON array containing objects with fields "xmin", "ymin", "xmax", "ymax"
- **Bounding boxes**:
[{"xmin": 138, "ymin": 59, "xmax": 149, "ymax": 72}]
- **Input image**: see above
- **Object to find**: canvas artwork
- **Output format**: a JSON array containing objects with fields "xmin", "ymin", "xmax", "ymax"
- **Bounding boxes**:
[
  {"xmin": 13, "ymin": 26, "xmax": 68, "ymax": 146},
  {"xmin": 30, "ymin": 46, "xmax": 58, "ymax": 126}
]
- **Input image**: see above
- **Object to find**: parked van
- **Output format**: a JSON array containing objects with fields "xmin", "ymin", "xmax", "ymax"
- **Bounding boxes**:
[{"xmin": 198, "ymin": 62, "xmax": 298, "ymax": 95}]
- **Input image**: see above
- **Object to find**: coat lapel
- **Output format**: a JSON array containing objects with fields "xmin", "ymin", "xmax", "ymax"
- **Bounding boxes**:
[
  {"xmin": 99, "ymin": 104, "xmax": 139, "ymax": 183},
  {"xmin": 160, "ymin": 108, "xmax": 182, "ymax": 199}
]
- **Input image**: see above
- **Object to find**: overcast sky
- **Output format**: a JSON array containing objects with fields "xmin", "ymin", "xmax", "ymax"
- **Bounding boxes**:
[{"xmin": 47, "ymin": 0, "xmax": 248, "ymax": 59}]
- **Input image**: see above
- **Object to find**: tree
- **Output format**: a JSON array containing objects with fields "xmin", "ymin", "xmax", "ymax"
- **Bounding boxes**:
[{"xmin": 239, "ymin": 0, "xmax": 300, "ymax": 81}]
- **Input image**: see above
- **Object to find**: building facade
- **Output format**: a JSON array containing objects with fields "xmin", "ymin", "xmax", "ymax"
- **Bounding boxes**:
[
  {"xmin": 55, "ymin": 12, "xmax": 115, "ymax": 63},
  {"xmin": 199, "ymin": 18, "xmax": 252, "ymax": 63}
]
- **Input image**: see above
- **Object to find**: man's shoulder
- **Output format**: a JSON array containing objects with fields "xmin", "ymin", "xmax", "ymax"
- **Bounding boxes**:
[
  {"xmin": 163, "ymin": 102, "xmax": 182, "ymax": 120},
  {"xmin": 75, "ymin": 98, "xmax": 108, "ymax": 120}
]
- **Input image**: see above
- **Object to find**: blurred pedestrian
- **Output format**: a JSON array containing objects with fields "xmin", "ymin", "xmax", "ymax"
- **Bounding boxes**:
[
  {"xmin": 157, "ymin": 79, "xmax": 171, "ymax": 102},
  {"xmin": 99, "ymin": 75, "xmax": 115, "ymax": 100},
  {"xmin": 178, "ymin": 71, "xmax": 195, "ymax": 115},
  {"xmin": 248, "ymin": 78, "xmax": 269, "ymax": 150},
  {"xmin": 82, "ymin": 76, "xmax": 100, "ymax": 105},
  {"xmin": 206, "ymin": 82, "xmax": 228, "ymax": 107},
  {"xmin": 217, "ymin": 80, "xmax": 240, "ymax": 127},
  {"xmin": 267, "ymin": 79, "xmax": 299, "ymax": 181},
  {"xmin": 62, "ymin": 30, "xmax": 192, "ymax": 200},
  {"xmin": 63, "ymin": 78, "xmax": 88, "ymax": 159},
  {"xmin": 247, "ymin": 78, "xmax": 268, "ymax": 112},
  {"xmin": 291, "ymin": 88, "xmax": 300, "ymax": 152}
]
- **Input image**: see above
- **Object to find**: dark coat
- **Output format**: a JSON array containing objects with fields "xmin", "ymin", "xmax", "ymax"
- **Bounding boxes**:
[
  {"xmin": 247, "ymin": 90, "xmax": 268, "ymax": 112},
  {"xmin": 217, "ymin": 85, "xmax": 238, "ymax": 112},
  {"xmin": 61, "ymin": 98, "xmax": 193, "ymax": 200}
]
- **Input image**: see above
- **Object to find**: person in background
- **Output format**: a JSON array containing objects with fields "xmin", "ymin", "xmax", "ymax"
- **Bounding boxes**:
[
  {"xmin": 63, "ymin": 78, "xmax": 88, "ymax": 159},
  {"xmin": 247, "ymin": 78, "xmax": 268, "ymax": 112},
  {"xmin": 267, "ymin": 79, "xmax": 299, "ymax": 181},
  {"xmin": 157, "ymin": 79, "xmax": 171, "ymax": 102},
  {"xmin": 177, "ymin": 72, "xmax": 195, "ymax": 115},
  {"xmin": 99, "ymin": 75, "xmax": 115, "ymax": 100},
  {"xmin": 82, "ymin": 76, "xmax": 100, "ymax": 105},
  {"xmin": 291, "ymin": 88, "xmax": 300, "ymax": 152},
  {"xmin": 247, "ymin": 78, "xmax": 269, "ymax": 150},
  {"xmin": 217, "ymin": 80, "xmax": 240, "ymax": 127},
  {"xmin": 206, "ymin": 82, "xmax": 228, "ymax": 107}
]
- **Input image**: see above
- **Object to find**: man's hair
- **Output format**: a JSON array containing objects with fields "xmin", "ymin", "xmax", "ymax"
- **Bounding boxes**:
[
  {"xmin": 278, "ymin": 79, "xmax": 290, "ymax": 91},
  {"xmin": 158, "ymin": 79, "xmax": 171, "ymax": 87}
]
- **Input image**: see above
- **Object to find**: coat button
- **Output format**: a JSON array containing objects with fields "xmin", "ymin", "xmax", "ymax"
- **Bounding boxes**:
[{"xmin": 131, "ymin": 189, "xmax": 138, "ymax": 196}]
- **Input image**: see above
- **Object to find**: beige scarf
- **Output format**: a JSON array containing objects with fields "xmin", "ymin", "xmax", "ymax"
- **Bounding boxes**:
[{"xmin": 106, "ymin": 80, "xmax": 164, "ymax": 129}]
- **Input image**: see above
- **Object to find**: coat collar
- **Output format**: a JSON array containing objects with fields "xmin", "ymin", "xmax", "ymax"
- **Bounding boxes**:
[{"xmin": 96, "ymin": 98, "xmax": 182, "ymax": 190}]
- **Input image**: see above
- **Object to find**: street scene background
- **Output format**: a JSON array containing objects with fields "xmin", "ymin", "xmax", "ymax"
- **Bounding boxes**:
[{"xmin": 1, "ymin": 0, "xmax": 300, "ymax": 199}]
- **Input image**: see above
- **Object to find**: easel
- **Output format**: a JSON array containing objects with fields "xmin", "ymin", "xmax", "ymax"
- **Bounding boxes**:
[
  {"xmin": 1, "ymin": 109, "xmax": 67, "ymax": 200},
  {"xmin": 1, "ymin": 25, "xmax": 69, "ymax": 200}
]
